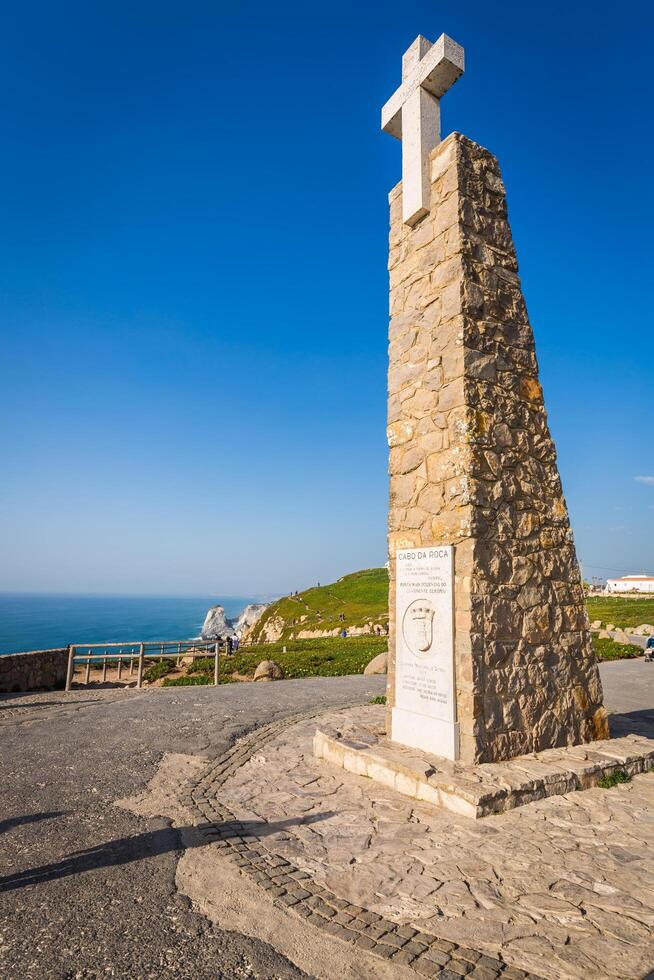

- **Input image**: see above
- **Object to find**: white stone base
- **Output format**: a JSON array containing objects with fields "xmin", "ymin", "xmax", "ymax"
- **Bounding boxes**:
[
  {"xmin": 391, "ymin": 706, "xmax": 459, "ymax": 761},
  {"xmin": 314, "ymin": 710, "xmax": 654, "ymax": 819}
]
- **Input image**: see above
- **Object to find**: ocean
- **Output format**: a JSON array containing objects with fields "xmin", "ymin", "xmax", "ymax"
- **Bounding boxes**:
[{"xmin": 0, "ymin": 593, "xmax": 261, "ymax": 656}]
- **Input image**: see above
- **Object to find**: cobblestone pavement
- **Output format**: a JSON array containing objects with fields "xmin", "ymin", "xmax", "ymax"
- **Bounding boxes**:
[
  {"xmin": 184, "ymin": 711, "xmax": 517, "ymax": 980},
  {"xmin": 0, "ymin": 675, "xmax": 384, "ymax": 979},
  {"xmin": 186, "ymin": 665, "xmax": 654, "ymax": 980},
  {"xmin": 1, "ymin": 661, "xmax": 653, "ymax": 979}
]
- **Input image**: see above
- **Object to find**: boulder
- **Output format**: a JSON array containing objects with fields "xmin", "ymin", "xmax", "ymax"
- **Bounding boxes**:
[
  {"xmin": 633, "ymin": 624, "xmax": 654, "ymax": 636},
  {"xmin": 364, "ymin": 652, "xmax": 388, "ymax": 675},
  {"xmin": 597, "ymin": 629, "xmax": 611, "ymax": 639},
  {"xmin": 590, "ymin": 620, "xmax": 602, "ymax": 630},
  {"xmin": 612, "ymin": 629, "xmax": 632, "ymax": 645},
  {"xmin": 253, "ymin": 660, "xmax": 284, "ymax": 682},
  {"xmin": 605, "ymin": 623, "xmax": 615, "ymax": 632}
]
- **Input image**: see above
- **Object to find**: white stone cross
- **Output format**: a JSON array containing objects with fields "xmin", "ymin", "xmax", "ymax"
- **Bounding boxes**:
[{"xmin": 382, "ymin": 34, "xmax": 464, "ymax": 226}]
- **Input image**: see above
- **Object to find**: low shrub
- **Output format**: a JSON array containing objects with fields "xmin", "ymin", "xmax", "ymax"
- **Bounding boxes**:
[
  {"xmin": 369, "ymin": 695, "xmax": 387, "ymax": 705},
  {"xmin": 187, "ymin": 656, "xmax": 215, "ymax": 674},
  {"xmin": 597, "ymin": 769, "xmax": 631, "ymax": 789},
  {"xmin": 593, "ymin": 637, "xmax": 642, "ymax": 662},
  {"xmin": 162, "ymin": 673, "xmax": 213, "ymax": 686},
  {"xmin": 143, "ymin": 658, "xmax": 176, "ymax": 682}
]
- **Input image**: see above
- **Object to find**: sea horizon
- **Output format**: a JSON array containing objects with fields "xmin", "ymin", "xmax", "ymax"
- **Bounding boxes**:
[{"xmin": 0, "ymin": 592, "xmax": 271, "ymax": 656}]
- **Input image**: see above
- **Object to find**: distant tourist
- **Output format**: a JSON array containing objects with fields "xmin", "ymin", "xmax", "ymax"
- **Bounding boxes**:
[
  {"xmin": 232, "ymin": 635, "xmax": 239, "ymax": 652},
  {"xmin": 340, "ymin": 628, "xmax": 347, "ymax": 639},
  {"xmin": 226, "ymin": 636, "xmax": 233, "ymax": 656},
  {"xmin": 646, "ymin": 636, "xmax": 654, "ymax": 662}
]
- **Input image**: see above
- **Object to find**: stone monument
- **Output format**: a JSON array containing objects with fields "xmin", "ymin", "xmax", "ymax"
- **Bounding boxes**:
[{"xmin": 382, "ymin": 33, "xmax": 608, "ymax": 764}]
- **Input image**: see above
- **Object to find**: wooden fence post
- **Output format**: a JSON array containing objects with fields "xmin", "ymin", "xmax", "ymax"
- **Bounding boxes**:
[
  {"xmin": 65, "ymin": 644, "xmax": 75, "ymax": 692},
  {"xmin": 85, "ymin": 652, "xmax": 91, "ymax": 685},
  {"xmin": 214, "ymin": 642, "xmax": 220, "ymax": 686},
  {"xmin": 137, "ymin": 643, "xmax": 145, "ymax": 689}
]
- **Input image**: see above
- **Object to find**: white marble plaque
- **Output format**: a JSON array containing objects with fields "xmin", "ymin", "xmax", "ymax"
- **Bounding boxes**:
[{"xmin": 391, "ymin": 546, "xmax": 459, "ymax": 759}]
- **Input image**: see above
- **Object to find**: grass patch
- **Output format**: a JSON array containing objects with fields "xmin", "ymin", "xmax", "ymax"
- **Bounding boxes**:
[
  {"xmin": 143, "ymin": 658, "xmax": 176, "ymax": 682},
  {"xmin": 248, "ymin": 568, "xmax": 389, "ymax": 643},
  {"xmin": 162, "ymin": 673, "xmax": 214, "ymax": 687},
  {"xmin": 232, "ymin": 636, "xmax": 387, "ymax": 680},
  {"xmin": 179, "ymin": 637, "xmax": 387, "ymax": 684},
  {"xmin": 587, "ymin": 596, "xmax": 654, "ymax": 629},
  {"xmin": 597, "ymin": 769, "xmax": 631, "ymax": 789},
  {"xmin": 593, "ymin": 637, "xmax": 642, "ymax": 662},
  {"xmin": 369, "ymin": 695, "xmax": 387, "ymax": 705}
]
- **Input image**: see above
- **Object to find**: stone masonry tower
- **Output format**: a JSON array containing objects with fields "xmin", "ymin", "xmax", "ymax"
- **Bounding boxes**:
[{"xmin": 382, "ymin": 35, "xmax": 608, "ymax": 765}]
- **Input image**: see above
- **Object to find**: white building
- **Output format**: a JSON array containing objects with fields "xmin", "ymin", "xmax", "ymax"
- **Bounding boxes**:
[{"xmin": 605, "ymin": 575, "xmax": 654, "ymax": 594}]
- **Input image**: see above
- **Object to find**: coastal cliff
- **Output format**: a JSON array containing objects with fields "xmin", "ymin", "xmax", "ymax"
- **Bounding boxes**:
[{"xmin": 245, "ymin": 569, "xmax": 389, "ymax": 644}]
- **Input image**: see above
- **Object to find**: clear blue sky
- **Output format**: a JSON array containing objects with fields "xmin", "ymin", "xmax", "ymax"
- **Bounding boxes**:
[{"xmin": 1, "ymin": 0, "xmax": 652, "ymax": 595}]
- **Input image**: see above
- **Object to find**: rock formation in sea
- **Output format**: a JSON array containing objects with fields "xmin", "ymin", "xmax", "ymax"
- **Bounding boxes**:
[
  {"xmin": 200, "ymin": 602, "xmax": 268, "ymax": 641},
  {"xmin": 201, "ymin": 605, "xmax": 236, "ymax": 640}
]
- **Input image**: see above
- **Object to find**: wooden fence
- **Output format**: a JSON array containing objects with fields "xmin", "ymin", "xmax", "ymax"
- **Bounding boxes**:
[{"xmin": 65, "ymin": 638, "xmax": 224, "ymax": 691}]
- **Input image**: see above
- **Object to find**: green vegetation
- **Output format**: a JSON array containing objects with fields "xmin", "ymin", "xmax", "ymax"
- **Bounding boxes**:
[
  {"xmin": 597, "ymin": 768, "xmax": 631, "ymax": 789},
  {"xmin": 237, "ymin": 636, "xmax": 385, "ymax": 678},
  {"xmin": 369, "ymin": 695, "xmax": 387, "ymax": 705},
  {"xmin": 592, "ymin": 637, "xmax": 642, "ymax": 662},
  {"xmin": 162, "ymin": 673, "xmax": 214, "ymax": 686},
  {"xmin": 587, "ymin": 596, "xmax": 654, "ymax": 629},
  {"xmin": 247, "ymin": 568, "xmax": 388, "ymax": 643},
  {"xmin": 187, "ymin": 657, "xmax": 215, "ymax": 674},
  {"xmin": 172, "ymin": 636, "xmax": 387, "ymax": 684},
  {"xmin": 143, "ymin": 658, "xmax": 176, "ymax": 682}
]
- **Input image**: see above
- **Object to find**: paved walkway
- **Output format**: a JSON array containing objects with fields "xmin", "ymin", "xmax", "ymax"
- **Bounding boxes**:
[
  {"xmin": 0, "ymin": 661, "xmax": 653, "ymax": 979},
  {"xmin": 0, "ymin": 675, "xmax": 384, "ymax": 979}
]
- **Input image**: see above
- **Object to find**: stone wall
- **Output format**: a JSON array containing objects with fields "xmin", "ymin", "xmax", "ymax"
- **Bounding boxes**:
[
  {"xmin": 386, "ymin": 132, "xmax": 607, "ymax": 764},
  {"xmin": 0, "ymin": 648, "xmax": 68, "ymax": 693}
]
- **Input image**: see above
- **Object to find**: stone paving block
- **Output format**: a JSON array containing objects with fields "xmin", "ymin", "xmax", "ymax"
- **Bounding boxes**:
[
  {"xmin": 357, "ymin": 909, "xmax": 384, "ymax": 924},
  {"xmin": 428, "ymin": 938, "xmax": 456, "ymax": 953},
  {"xmin": 476, "ymin": 955, "xmax": 502, "ymax": 971},
  {"xmin": 422, "ymin": 946, "xmax": 452, "ymax": 967},
  {"xmin": 447, "ymin": 959, "xmax": 474, "ymax": 976},
  {"xmin": 372, "ymin": 944, "xmax": 397, "ymax": 959},
  {"xmin": 378, "ymin": 930, "xmax": 409, "ymax": 948},
  {"xmin": 405, "ymin": 940, "xmax": 429, "ymax": 956},
  {"xmin": 454, "ymin": 948, "xmax": 480, "ymax": 965},
  {"xmin": 467, "ymin": 968, "xmax": 498, "ymax": 980},
  {"xmin": 392, "ymin": 948, "xmax": 418, "ymax": 966},
  {"xmin": 414, "ymin": 958, "xmax": 444, "ymax": 978}
]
